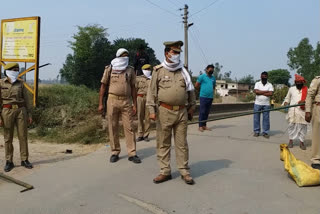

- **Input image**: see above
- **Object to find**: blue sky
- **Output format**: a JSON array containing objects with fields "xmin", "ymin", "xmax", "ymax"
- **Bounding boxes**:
[{"xmin": 1, "ymin": 0, "xmax": 319, "ymax": 81}]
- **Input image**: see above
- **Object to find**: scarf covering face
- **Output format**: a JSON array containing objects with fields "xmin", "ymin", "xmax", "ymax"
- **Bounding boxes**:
[
  {"xmin": 111, "ymin": 57, "xmax": 129, "ymax": 73},
  {"xmin": 6, "ymin": 70, "xmax": 19, "ymax": 83},
  {"xmin": 142, "ymin": 69, "xmax": 152, "ymax": 79},
  {"xmin": 161, "ymin": 59, "xmax": 194, "ymax": 91}
]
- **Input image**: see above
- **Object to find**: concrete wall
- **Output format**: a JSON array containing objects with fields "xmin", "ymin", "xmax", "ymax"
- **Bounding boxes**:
[{"xmin": 195, "ymin": 102, "xmax": 254, "ymax": 114}]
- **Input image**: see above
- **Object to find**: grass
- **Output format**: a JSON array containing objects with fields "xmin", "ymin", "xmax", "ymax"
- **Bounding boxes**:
[{"xmin": 29, "ymin": 84, "xmax": 109, "ymax": 144}]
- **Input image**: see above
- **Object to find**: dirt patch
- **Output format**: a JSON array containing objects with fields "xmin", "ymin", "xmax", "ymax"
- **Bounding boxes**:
[{"xmin": 0, "ymin": 138, "xmax": 103, "ymax": 180}]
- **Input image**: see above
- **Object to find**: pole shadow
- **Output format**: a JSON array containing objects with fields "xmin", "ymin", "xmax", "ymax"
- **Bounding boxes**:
[{"xmin": 189, "ymin": 159, "xmax": 233, "ymax": 178}]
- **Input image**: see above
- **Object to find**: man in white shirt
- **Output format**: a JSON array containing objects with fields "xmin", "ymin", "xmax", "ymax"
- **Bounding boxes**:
[
  {"xmin": 253, "ymin": 72, "xmax": 274, "ymax": 138},
  {"xmin": 283, "ymin": 74, "xmax": 308, "ymax": 150}
]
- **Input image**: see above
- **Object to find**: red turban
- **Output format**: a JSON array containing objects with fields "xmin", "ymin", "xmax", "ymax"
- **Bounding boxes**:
[{"xmin": 295, "ymin": 74, "xmax": 306, "ymax": 83}]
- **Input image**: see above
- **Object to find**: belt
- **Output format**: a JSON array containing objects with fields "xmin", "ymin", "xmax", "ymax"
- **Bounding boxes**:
[
  {"xmin": 108, "ymin": 94, "xmax": 129, "ymax": 100},
  {"xmin": 137, "ymin": 94, "xmax": 145, "ymax": 97},
  {"xmin": 3, "ymin": 104, "xmax": 24, "ymax": 109},
  {"xmin": 160, "ymin": 102, "xmax": 185, "ymax": 111}
]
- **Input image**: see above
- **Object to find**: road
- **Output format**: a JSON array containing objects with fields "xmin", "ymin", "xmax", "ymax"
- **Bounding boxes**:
[{"xmin": 0, "ymin": 111, "xmax": 319, "ymax": 214}]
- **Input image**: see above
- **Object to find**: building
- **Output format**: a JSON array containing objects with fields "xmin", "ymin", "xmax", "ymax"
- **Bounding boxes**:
[{"xmin": 216, "ymin": 80, "xmax": 253, "ymax": 97}]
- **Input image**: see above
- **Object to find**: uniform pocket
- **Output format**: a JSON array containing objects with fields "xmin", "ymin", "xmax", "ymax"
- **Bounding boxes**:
[
  {"xmin": 1, "ymin": 88, "xmax": 10, "ymax": 98},
  {"xmin": 179, "ymin": 79, "xmax": 186, "ymax": 87},
  {"xmin": 11, "ymin": 85, "xmax": 23, "ymax": 98},
  {"xmin": 1, "ymin": 109, "xmax": 13, "ymax": 129},
  {"xmin": 160, "ymin": 79, "xmax": 172, "ymax": 89}
]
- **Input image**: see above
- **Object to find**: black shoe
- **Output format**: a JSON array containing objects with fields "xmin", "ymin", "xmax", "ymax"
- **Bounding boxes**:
[
  {"xmin": 253, "ymin": 133, "xmax": 259, "ymax": 137},
  {"xmin": 137, "ymin": 137, "xmax": 144, "ymax": 142},
  {"xmin": 311, "ymin": 164, "xmax": 320, "ymax": 170},
  {"xmin": 4, "ymin": 161, "xmax": 14, "ymax": 172},
  {"xmin": 262, "ymin": 133, "xmax": 270, "ymax": 139},
  {"xmin": 128, "ymin": 155, "xmax": 141, "ymax": 164},
  {"xmin": 110, "ymin": 155, "xmax": 119, "ymax": 163},
  {"xmin": 21, "ymin": 160, "xmax": 33, "ymax": 169},
  {"xmin": 144, "ymin": 136, "xmax": 149, "ymax": 142}
]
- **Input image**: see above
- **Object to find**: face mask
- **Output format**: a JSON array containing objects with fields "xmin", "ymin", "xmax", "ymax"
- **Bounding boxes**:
[
  {"xmin": 169, "ymin": 53, "xmax": 180, "ymax": 64},
  {"xmin": 296, "ymin": 83, "xmax": 303, "ymax": 90},
  {"xmin": 142, "ymin": 69, "xmax": 152, "ymax": 79},
  {"xmin": 207, "ymin": 70, "xmax": 214, "ymax": 75},
  {"xmin": 261, "ymin": 78, "xmax": 267, "ymax": 84},
  {"xmin": 6, "ymin": 70, "xmax": 19, "ymax": 83}
]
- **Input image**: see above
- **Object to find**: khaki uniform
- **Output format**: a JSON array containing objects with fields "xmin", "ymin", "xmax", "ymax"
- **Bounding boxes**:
[
  {"xmin": 135, "ymin": 75, "xmax": 151, "ymax": 138},
  {"xmin": 305, "ymin": 76, "xmax": 320, "ymax": 164},
  {"xmin": 147, "ymin": 65, "xmax": 196, "ymax": 176},
  {"xmin": 101, "ymin": 66, "xmax": 136, "ymax": 157},
  {"xmin": 0, "ymin": 78, "xmax": 32, "ymax": 161}
]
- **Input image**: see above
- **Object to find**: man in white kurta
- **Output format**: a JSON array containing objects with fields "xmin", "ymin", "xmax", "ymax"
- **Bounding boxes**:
[{"xmin": 283, "ymin": 74, "xmax": 308, "ymax": 150}]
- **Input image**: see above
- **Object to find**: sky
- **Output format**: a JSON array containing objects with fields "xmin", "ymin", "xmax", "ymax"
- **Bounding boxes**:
[{"xmin": 1, "ymin": 0, "xmax": 319, "ymax": 81}]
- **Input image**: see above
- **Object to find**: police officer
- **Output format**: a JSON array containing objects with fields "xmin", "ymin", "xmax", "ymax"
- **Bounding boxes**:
[
  {"xmin": 305, "ymin": 75, "xmax": 320, "ymax": 169},
  {"xmin": 147, "ymin": 41, "xmax": 196, "ymax": 185},
  {"xmin": 136, "ymin": 64, "xmax": 152, "ymax": 142},
  {"xmin": 0, "ymin": 63, "xmax": 33, "ymax": 172},
  {"xmin": 98, "ymin": 48, "xmax": 141, "ymax": 164}
]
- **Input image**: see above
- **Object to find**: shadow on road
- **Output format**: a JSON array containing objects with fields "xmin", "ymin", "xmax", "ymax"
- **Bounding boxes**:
[
  {"xmin": 32, "ymin": 155, "xmax": 84, "ymax": 165},
  {"xmin": 207, "ymin": 125, "xmax": 235, "ymax": 130},
  {"xmin": 189, "ymin": 159, "xmax": 233, "ymax": 178},
  {"xmin": 137, "ymin": 146, "xmax": 156, "ymax": 160}
]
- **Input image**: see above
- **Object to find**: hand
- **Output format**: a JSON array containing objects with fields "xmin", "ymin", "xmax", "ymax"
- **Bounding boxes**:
[
  {"xmin": 0, "ymin": 120, "xmax": 3, "ymax": 127},
  {"xmin": 98, "ymin": 104, "xmax": 103, "ymax": 113},
  {"xmin": 283, "ymin": 102, "xmax": 288, "ymax": 106},
  {"xmin": 187, "ymin": 108, "xmax": 194, "ymax": 121},
  {"xmin": 28, "ymin": 117, "xmax": 33, "ymax": 125},
  {"xmin": 305, "ymin": 112, "xmax": 312, "ymax": 123},
  {"xmin": 298, "ymin": 100, "xmax": 305, "ymax": 104},
  {"xmin": 132, "ymin": 105, "xmax": 137, "ymax": 116},
  {"xmin": 150, "ymin": 113, "xmax": 156, "ymax": 121}
]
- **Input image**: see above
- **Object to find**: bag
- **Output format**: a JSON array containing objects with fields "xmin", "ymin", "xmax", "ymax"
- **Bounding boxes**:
[{"xmin": 280, "ymin": 144, "xmax": 320, "ymax": 187}]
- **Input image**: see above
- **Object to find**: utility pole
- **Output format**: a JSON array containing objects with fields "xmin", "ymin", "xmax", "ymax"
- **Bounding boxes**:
[{"xmin": 182, "ymin": 4, "xmax": 193, "ymax": 69}]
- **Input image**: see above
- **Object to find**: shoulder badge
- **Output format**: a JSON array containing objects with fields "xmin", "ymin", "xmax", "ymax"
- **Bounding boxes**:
[{"xmin": 153, "ymin": 64, "xmax": 163, "ymax": 71}]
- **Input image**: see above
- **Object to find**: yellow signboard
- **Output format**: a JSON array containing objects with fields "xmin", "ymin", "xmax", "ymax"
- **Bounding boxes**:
[
  {"xmin": 0, "ymin": 17, "xmax": 40, "ymax": 106},
  {"xmin": 1, "ymin": 19, "xmax": 38, "ymax": 61}
]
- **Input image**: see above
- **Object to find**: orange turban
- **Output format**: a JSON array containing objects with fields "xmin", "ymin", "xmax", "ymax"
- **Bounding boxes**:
[{"xmin": 295, "ymin": 74, "xmax": 306, "ymax": 83}]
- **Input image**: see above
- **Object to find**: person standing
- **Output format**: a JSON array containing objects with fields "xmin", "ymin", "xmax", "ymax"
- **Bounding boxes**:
[
  {"xmin": 195, "ymin": 64, "xmax": 216, "ymax": 132},
  {"xmin": 98, "ymin": 48, "xmax": 141, "ymax": 164},
  {"xmin": 305, "ymin": 75, "xmax": 320, "ymax": 169},
  {"xmin": 136, "ymin": 64, "xmax": 152, "ymax": 142},
  {"xmin": 0, "ymin": 63, "xmax": 33, "ymax": 172},
  {"xmin": 147, "ymin": 41, "xmax": 196, "ymax": 185},
  {"xmin": 134, "ymin": 45, "xmax": 150, "ymax": 76},
  {"xmin": 283, "ymin": 74, "xmax": 308, "ymax": 150},
  {"xmin": 253, "ymin": 72, "xmax": 274, "ymax": 138}
]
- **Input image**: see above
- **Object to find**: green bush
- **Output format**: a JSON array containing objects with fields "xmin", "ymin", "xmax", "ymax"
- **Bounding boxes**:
[
  {"xmin": 240, "ymin": 92, "xmax": 256, "ymax": 102},
  {"xmin": 30, "ymin": 84, "xmax": 105, "ymax": 144},
  {"xmin": 272, "ymin": 86, "xmax": 289, "ymax": 104}
]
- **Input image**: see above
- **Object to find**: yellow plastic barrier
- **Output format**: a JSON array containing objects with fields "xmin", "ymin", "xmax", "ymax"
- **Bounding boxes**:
[{"xmin": 280, "ymin": 144, "xmax": 320, "ymax": 187}]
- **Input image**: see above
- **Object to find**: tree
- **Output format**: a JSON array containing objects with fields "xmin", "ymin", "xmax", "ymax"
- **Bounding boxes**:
[
  {"xmin": 267, "ymin": 69, "xmax": 291, "ymax": 85},
  {"xmin": 223, "ymin": 71, "xmax": 232, "ymax": 82},
  {"xmin": 60, "ymin": 25, "xmax": 160, "ymax": 89},
  {"xmin": 287, "ymin": 38, "xmax": 320, "ymax": 84},
  {"xmin": 212, "ymin": 62, "xmax": 223, "ymax": 80},
  {"xmin": 238, "ymin": 74, "xmax": 255, "ymax": 85},
  {"xmin": 60, "ymin": 24, "xmax": 113, "ymax": 89},
  {"xmin": 112, "ymin": 38, "xmax": 160, "ymax": 66}
]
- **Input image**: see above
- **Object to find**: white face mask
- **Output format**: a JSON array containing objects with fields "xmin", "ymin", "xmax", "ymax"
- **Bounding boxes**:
[
  {"xmin": 142, "ymin": 69, "xmax": 152, "ymax": 79},
  {"xmin": 169, "ymin": 53, "xmax": 180, "ymax": 64},
  {"xmin": 6, "ymin": 70, "xmax": 19, "ymax": 83}
]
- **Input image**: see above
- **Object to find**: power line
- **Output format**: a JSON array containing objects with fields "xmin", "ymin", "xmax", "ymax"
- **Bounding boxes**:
[
  {"xmin": 189, "ymin": 28, "xmax": 209, "ymax": 65},
  {"xmin": 144, "ymin": 0, "xmax": 180, "ymax": 17},
  {"xmin": 190, "ymin": 0, "xmax": 221, "ymax": 17},
  {"xmin": 166, "ymin": 0, "xmax": 181, "ymax": 8}
]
